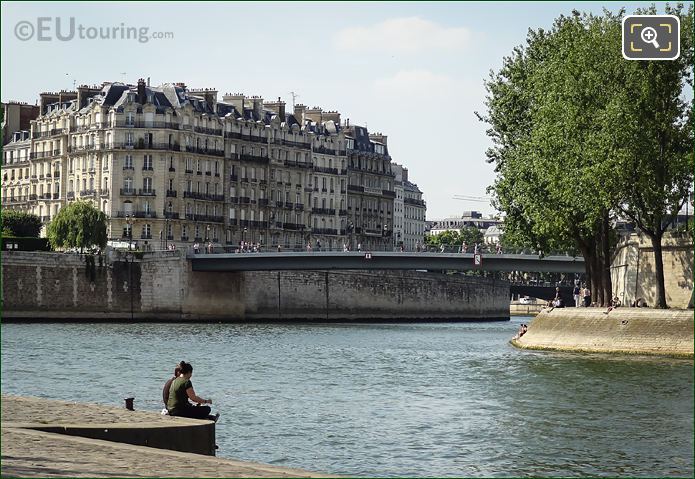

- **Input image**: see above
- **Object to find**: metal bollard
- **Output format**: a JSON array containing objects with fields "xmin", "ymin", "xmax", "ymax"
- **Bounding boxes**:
[{"xmin": 124, "ymin": 397, "xmax": 135, "ymax": 410}]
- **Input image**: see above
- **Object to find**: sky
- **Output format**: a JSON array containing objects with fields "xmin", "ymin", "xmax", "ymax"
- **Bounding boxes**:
[{"xmin": 1, "ymin": 1, "xmax": 666, "ymax": 219}]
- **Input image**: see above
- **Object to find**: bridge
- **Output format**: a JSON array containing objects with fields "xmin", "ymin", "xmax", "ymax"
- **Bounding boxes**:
[{"xmin": 189, "ymin": 252, "xmax": 585, "ymax": 274}]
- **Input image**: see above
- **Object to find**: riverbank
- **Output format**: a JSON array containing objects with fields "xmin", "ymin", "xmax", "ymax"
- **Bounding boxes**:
[
  {"xmin": 511, "ymin": 308, "xmax": 694, "ymax": 358},
  {"xmin": 0, "ymin": 394, "xmax": 334, "ymax": 478}
]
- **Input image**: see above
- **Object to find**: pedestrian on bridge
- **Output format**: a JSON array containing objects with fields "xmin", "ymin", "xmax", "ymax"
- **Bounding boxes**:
[{"xmin": 573, "ymin": 283, "xmax": 581, "ymax": 307}]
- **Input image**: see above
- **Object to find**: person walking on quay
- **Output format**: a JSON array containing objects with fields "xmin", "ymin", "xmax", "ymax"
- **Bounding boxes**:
[
  {"xmin": 416, "ymin": 241, "xmax": 421, "ymax": 253},
  {"xmin": 573, "ymin": 282, "xmax": 582, "ymax": 308},
  {"xmin": 316, "ymin": 239, "xmax": 322, "ymax": 251},
  {"xmin": 357, "ymin": 243, "xmax": 362, "ymax": 252},
  {"xmin": 583, "ymin": 285, "xmax": 591, "ymax": 307},
  {"xmin": 166, "ymin": 361, "xmax": 218, "ymax": 421},
  {"xmin": 461, "ymin": 241, "xmax": 467, "ymax": 254},
  {"xmin": 193, "ymin": 242, "xmax": 200, "ymax": 254},
  {"xmin": 306, "ymin": 242, "xmax": 312, "ymax": 252}
]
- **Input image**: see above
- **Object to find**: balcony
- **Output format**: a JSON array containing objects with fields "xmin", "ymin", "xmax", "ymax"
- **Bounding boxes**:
[
  {"xmin": 193, "ymin": 126, "xmax": 223, "ymax": 136},
  {"xmin": 294, "ymin": 203, "xmax": 304, "ymax": 210},
  {"xmin": 313, "ymin": 146, "xmax": 335, "ymax": 155},
  {"xmin": 138, "ymin": 189, "xmax": 156, "ymax": 196},
  {"xmin": 169, "ymin": 167, "xmax": 176, "ymax": 172},
  {"xmin": 142, "ymin": 166, "xmax": 154, "ymax": 171},
  {"xmin": 141, "ymin": 234, "xmax": 153, "ymax": 239},
  {"xmin": 239, "ymin": 153, "xmax": 269, "ymax": 165},
  {"xmin": 100, "ymin": 189, "xmax": 109, "ymax": 197},
  {"xmin": 275, "ymin": 201, "xmax": 283, "ymax": 208},
  {"xmin": 284, "ymin": 202, "xmax": 294, "ymax": 209},
  {"xmin": 230, "ymin": 174, "xmax": 238, "ymax": 181},
  {"xmin": 225, "ymin": 131, "xmax": 242, "ymax": 140},
  {"xmin": 53, "ymin": 193, "xmax": 60, "ymax": 199},
  {"xmin": 79, "ymin": 189, "xmax": 96, "ymax": 197},
  {"xmin": 339, "ymin": 209, "xmax": 348, "ymax": 216},
  {"xmin": 166, "ymin": 190, "xmax": 177, "ymax": 198},
  {"xmin": 123, "ymin": 165, "xmax": 134, "ymax": 170},
  {"xmin": 382, "ymin": 190, "xmax": 396, "ymax": 198},
  {"xmin": 348, "ymin": 184, "xmax": 364, "ymax": 193},
  {"xmin": 164, "ymin": 211, "xmax": 180, "ymax": 219},
  {"xmin": 113, "ymin": 120, "xmax": 181, "ymax": 130},
  {"xmin": 282, "ymin": 222, "xmax": 306, "ymax": 231},
  {"xmin": 185, "ymin": 169, "xmax": 194, "ymax": 174},
  {"xmin": 312, "ymin": 208, "xmax": 336, "ymax": 215},
  {"xmin": 239, "ymin": 197, "xmax": 251, "ymax": 204},
  {"xmin": 313, "ymin": 166, "xmax": 339, "ymax": 175},
  {"xmin": 183, "ymin": 191, "xmax": 224, "ymax": 201},
  {"xmin": 39, "ymin": 193, "xmax": 52, "ymax": 200},
  {"xmin": 133, "ymin": 211, "xmax": 158, "ymax": 219},
  {"xmin": 312, "ymin": 228, "xmax": 339, "ymax": 235},
  {"xmin": 54, "ymin": 171, "xmax": 60, "ymax": 178},
  {"xmin": 240, "ymin": 134, "xmax": 267, "ymax": 144},
  {"xmin": 120, "ymin": 188, "xmax": 136, "ymax": 196},
  {"xmin": 258, "ymin": 198, "xmax": 269, "ymax": 207},
  {"xmin": 53, "ymin": 149, "xmax": 61, "ymax": 156},
  {"xmin": 404, "ymin": 197, "xmax": 426, "ymax": 206},
  {"xmin": 185, "ymin": 146, "xmax": 224, "ymax": 157},
  {"xmin": 66, "ymin": 192, "xmax": 74, "ymax": 200}
]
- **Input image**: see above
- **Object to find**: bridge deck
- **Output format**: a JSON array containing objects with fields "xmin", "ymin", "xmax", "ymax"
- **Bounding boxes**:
[{"xmin": 188, "ymin": 252, "xmax": 585, "ymax": 273}]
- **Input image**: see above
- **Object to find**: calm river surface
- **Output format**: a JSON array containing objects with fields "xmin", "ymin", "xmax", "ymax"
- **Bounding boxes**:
[{"xmin": 1, "ymin": 318, "xmax": 692, "ymax": 477}]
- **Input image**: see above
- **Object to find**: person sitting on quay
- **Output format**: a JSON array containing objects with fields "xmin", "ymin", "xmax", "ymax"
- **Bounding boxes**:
[
  {"xmin": 162, "ymin": 361, "xmax": 184, "ymax": 414},
  {"xmin": 166, "ymin": 361, "xmax": 219, "ymax": 422},
  {"xmin": 631, "ymin": 297, "xmax": 647, "ymax": 308},
  {"xmin": 513, "ymin": 323, "xmax": 528, "ymax": 340},
  {"xmin": 604, "ymin": 296, "xmax": 622, "ymax": 314}
]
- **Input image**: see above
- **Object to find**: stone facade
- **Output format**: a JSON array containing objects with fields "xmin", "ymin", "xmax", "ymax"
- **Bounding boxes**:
[
  {"xmin": 1, "ymin": 81, "xmax": 425, "ymax": 252},
  {"xmin": 610, "ymin": 232, "xmax": 693, "ymax": 309}
]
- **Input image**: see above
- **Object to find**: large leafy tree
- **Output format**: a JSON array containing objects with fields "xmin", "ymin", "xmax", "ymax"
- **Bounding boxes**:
[
  {"xmin": 613, "ymin": 4, "xmax": 694, "ymax": 308},
  {"xmin": 46, "ymin": 201, "xmax": 107, "ymax": 252},
  {"xmin": 480, "ymin": 5, "xmax": 693, "ymax": 307},
  {"xmin": 1, "ymin": 210, "xmax": 42, "ymax": 237}
]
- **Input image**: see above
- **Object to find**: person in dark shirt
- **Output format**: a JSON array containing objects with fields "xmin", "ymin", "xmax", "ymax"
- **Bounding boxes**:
[
  {"xmin": 162, "ymin": 362, "xmax": 185, "ymax": 407},
  {"xmin": 166, "ymin": 361, "xmax": 218, "ymax": 421}
]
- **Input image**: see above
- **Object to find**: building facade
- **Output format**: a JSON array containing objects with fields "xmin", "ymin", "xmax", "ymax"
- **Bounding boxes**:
[{"xmin": 1, "ymin": 80, "xmax": 426, "ymax": 252}]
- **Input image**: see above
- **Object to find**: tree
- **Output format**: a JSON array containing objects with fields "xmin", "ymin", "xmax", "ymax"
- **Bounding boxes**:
[
  {"xmin": 612, "ymin": 4, "xmax": 694, "ymax": 308},
  {"xmin": 479, "ymin": 5, "xmax": 693, "ymax": 307},
  {"xmin": 459, "ymin": 226, "xmax": 484, "ymax": 246},
  {"xmin": 46, "ymin": 201, "xmax": 107, "ymax": 252},
  {"xmin": 1, "ymin": 210, "xmax": 42, "ymax": 237}
]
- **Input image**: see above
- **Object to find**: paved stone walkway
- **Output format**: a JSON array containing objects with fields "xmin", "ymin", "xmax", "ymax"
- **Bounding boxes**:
[{"xmin": 1, "ymin": 395, "xmax": 335, "ymax": 478}]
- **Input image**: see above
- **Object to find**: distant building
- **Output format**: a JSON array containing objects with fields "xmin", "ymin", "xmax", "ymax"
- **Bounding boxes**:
[
  {"xmin": 483, "ymin": 225, "xmax": 502, "ymax": 244},
  {"xmin": 1, "ymin": 80, "xmax": 426, "ymax": 251},
  {"xmin": 427, "ymin": 211, "xmax": 501, "ymax": 236}
]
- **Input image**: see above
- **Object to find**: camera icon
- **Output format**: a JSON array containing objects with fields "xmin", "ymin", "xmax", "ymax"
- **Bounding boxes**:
[{"xmin": 623, "ymin": 15, "xmax": 680, "ymax": 60}]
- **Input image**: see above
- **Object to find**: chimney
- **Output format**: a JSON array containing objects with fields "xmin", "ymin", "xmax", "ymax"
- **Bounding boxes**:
[
  {"xmin": 222, "ymin": 93, "xmax": 245, "ymax": 114},
  {"xmin": 294, "ymin": 103, "xmax": 306, "ymax": 123},
  {"xmin": 251, "ymin": 96, "xmax": 263, "ymax": 120},
  {"xmin": 204, "ymin": 91, "xmax": 215, "ymax": 110},
  {"xmin": 137, "ymin": 78, "xmax": 146, "ymax": 104},
  {"xmin": 265, "ymin": 97, "xmax": 286, "ymax": 122}
]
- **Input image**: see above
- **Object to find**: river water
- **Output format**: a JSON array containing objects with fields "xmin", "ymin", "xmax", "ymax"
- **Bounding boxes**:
[{"xmin": 1, "ymin": 318, "xmax": 692, "ymax": 477}]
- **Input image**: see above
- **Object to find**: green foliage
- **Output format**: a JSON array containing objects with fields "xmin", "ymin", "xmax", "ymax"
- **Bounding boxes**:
[
  {"xmin": 0, "ymin": 210, "xmax": 42, "ymax": 237},
  {"xmin": 480, "ymin": 4, "xmax": 694, "ymax": 307},
  {"xmin": 425, "ymin": 227, "xmax": 484, "ymax": 246},
  {"xmin": 46, "ymin": 201, "xmax": 107, "ymax": 252}
]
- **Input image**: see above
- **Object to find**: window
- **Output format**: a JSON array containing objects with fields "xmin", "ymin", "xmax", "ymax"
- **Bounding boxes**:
[
  {"xmin": 124, "ymin": 177, "xmax": 133, "ymax": 191},
  {"xmin": 143, "ymin": 155, "xmax": 153, "ymax": 170},
  {"xmin": 142, "ymin": 223, "xmax": 151, "ymax": 238},
  {"xmin": 143, "ymin": 177, "xmax": 152, "ymax": 191}
]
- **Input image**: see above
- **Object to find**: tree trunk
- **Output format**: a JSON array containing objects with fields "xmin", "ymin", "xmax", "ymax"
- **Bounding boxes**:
[
  {"xmin": 648, "ymin": 232, "xmax": 668, "ymax": 308},
  {"xmin": 601, "ymin": 212, "xmax": 613, "ymax": 306}
]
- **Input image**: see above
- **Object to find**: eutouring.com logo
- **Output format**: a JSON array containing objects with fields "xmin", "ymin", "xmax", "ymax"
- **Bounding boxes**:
[{"xmin": 14, "ymin": 17, "xmax": 174, "ymax": 43}]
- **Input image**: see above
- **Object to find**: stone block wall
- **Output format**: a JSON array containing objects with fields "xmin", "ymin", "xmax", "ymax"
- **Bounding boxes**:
[
  {"xmin": 611, "ymin": 233, "xmax": 693, "ymax": 308},
  {"xmin": 3, "ymin": 251, "xmax": 510, "ymax": 321}
]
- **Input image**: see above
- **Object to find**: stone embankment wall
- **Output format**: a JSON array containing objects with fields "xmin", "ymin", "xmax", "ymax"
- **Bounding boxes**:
[
  {"xmin": 611, "ymin": 233, "xmax": 693, "ymax": 309},
  {"xmin": 512, "ymin": 308, "xmax": 693, "ymax": 358},
  {"xmin": 2, "ymin": 251, "xmax": 510, "ymax": 321}
]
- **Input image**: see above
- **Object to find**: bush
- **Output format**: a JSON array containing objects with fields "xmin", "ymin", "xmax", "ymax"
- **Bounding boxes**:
[{"xmin": 1, "ymin": 210, "xmax": 42, "ymax": 237}]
